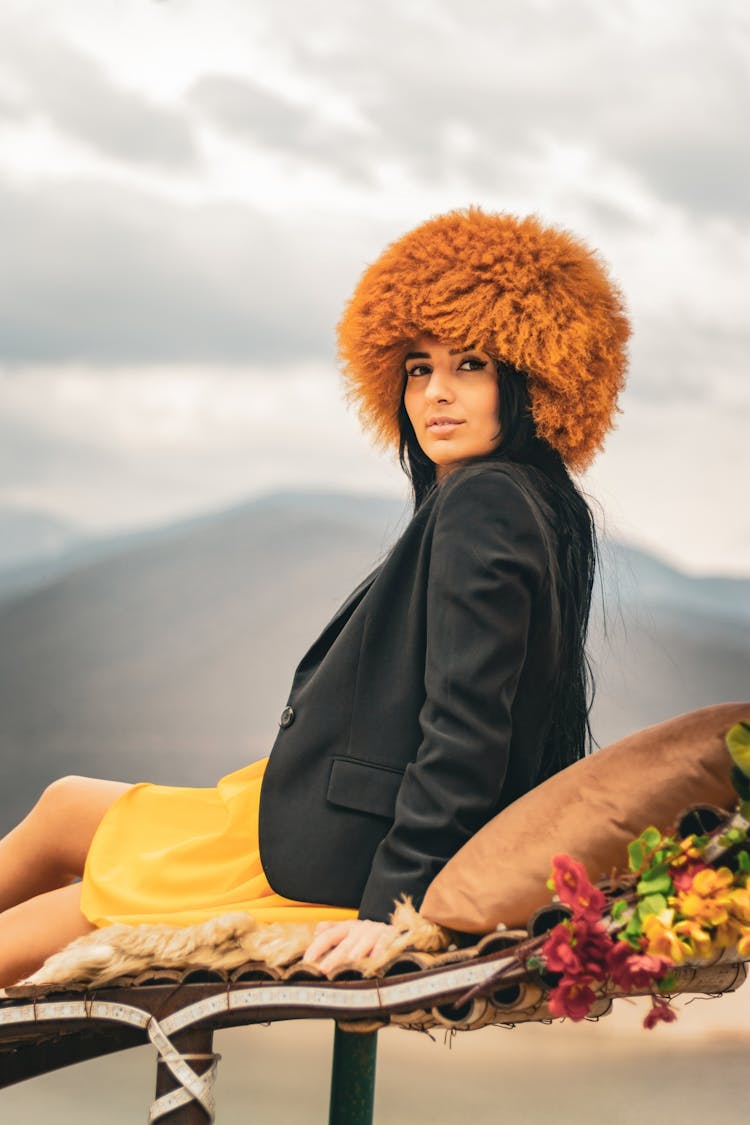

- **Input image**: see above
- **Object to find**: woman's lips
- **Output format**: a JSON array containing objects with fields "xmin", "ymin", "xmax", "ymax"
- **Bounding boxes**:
[{"xmin": 427, "ymin": 420, "xmax": 464, "ymax": 434}]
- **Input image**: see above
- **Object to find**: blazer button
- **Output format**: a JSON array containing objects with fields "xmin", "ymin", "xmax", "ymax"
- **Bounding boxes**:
[{"xmin": 279, "ymin": 705, "xmax": 295, "ymax": 729}]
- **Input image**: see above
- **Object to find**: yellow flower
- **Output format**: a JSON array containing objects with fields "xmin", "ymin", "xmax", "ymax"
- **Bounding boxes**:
[
  {"xmin": 673, "ymin": 919, "xmax": 716, "ymax": 960},
  {"xmin": 713, "ymin": 919, "xmax": 744, "ymax": 950},
  {"xmin": 673, "ymin": 836, "xmax": 703, "ymax": 864},
  {"xmin": 729, "ymin": 884, "xmax": 750, "ymax": 926},
  {"xmin": 736, "ymin": 928, "xmax": 750, "ymax": 958},
  {"xmin": 643, "ymin": 910, "xmax": 690, "ymax": 965},
  {"xmin": 678, "ymin": 895, "xmax": 729, "ymax": 926},
  {"xmin": 669, "ymin": 837, "xmax": 703, "ymax": 878},
  {"xmin": 676, "ymin": 867, "xmax": 734, "ymax": 927},
  {"xmin": 693, "ymin": 867, "xmax": 734, "ymax": 895}
]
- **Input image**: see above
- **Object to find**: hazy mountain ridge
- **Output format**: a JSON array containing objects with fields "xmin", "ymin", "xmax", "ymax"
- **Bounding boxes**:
[
  {"xmin": 0, "ymin": 492, "xmax": 410, "ymax": 605},
  {"xmin": 0, "ymin": 506, "xmax": 87, "ymax": 584},
  {"xmin": 0, "ymin": 491, "xmax": 747, "ymax": 831},
  {"xmin": 600, "ymin": 540, "xmax": 750, "ymax": 626}
]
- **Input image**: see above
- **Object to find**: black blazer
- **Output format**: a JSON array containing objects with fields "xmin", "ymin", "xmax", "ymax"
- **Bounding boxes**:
[{"xmin": 258, "ymin": 461, "xmax": 561, "ymax": 923}]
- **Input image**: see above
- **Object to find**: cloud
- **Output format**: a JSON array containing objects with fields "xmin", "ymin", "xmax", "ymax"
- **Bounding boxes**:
[
  {"xmin": 0, "ymin": 363, "xmax": 405, "ymax": 532},
  {"xmin": 188, "ymin": 75, "xmax": 373, "ymax": 184},
  {"xmin": 0, "ymin": 0, "xmax": 747, "ymax": 576},
  {"xmin": 188, "ymin": 4, "xmax": 537, "ymax": 193},
  {"xmin": 0, "ymin": 18, "xmax": 197, "ymax": 169},
  {"xmin": 1, "ymin": 162, "xmax": 748, "ymax": 424},
  {"xmin": 276, "ymin": 0, "xmax": 750, "ymax": 220},
  {"xmin": 5, "ymin": 1, "xmax": 747, "ymax": 219},
  {"xmin": 628, "ymin": 320, "xmax": 750, "ymax": 408},
  {"xmin": 0, "ymin": 176, "xmax": 385, "ymax": 364}
]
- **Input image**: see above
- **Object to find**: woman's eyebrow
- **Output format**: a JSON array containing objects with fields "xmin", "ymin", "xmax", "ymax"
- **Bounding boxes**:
[{"xmin": 404, "ymin": 344, "xmax": 479, "ymax": 361}]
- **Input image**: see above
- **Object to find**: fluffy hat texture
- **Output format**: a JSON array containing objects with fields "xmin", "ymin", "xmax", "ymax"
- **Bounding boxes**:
[{"xmin": 337, "ymin": 206, "xmax": 630, "ymax": 471}]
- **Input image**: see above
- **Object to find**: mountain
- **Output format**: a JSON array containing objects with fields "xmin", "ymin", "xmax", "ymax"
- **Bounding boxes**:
[
  {"xmin": 0, "ymin": 490, "xmax": 747, "ymax": 831},
  {"xmin": 599, "ymin": 540, "xmax": 750, "ymax": 626},
  {"xmin": 0, "ymin": 507, "xmax": 92, "ymax": 600}
]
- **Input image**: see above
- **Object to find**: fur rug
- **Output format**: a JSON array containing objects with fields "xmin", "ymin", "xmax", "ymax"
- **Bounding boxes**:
[{"xmin": 15, "ymin": 899, "xmax": 451, "ymax": 991}]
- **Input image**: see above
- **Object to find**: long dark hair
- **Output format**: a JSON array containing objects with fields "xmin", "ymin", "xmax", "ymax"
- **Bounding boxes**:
[{"xmin": 397, "ymin": 361, "xmax": 598, "ymax": 783}]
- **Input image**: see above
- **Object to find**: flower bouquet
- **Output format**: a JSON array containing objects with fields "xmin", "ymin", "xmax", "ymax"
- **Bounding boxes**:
[{"xmin": 475, "ymin": 721, "xmax": 750, "ymax": 1028}]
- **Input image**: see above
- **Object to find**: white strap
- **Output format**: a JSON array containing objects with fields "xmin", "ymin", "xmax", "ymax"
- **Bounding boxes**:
[{"xmin": 147, "ymin": 1014, "xmax": 219, "ymax": 1121}]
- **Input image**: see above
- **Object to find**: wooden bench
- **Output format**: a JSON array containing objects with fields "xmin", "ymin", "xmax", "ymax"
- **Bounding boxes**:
[{"xmin": 1, "ymin": 934, "xmax": 746, "ymax": 1123}]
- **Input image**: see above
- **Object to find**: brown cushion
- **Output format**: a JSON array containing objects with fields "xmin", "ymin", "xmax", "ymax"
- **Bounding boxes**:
[{"xmin": 421, "ymin": 703, "xmax": 750, "ymax": 933}]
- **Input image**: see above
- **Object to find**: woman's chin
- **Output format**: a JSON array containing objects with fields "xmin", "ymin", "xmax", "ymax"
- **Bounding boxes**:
[{"xmin": 427, "ymin": 446, "xmax": 493, "ymax": 475}]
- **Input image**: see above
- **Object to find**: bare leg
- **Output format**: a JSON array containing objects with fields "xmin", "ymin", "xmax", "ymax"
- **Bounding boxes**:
[
  {"xmin": 0, "ymin": 775, "xmax": 132, "ymax": 913},
  {"xmin": 0, "ymin": 882, "xmax": 94, "ymax": 987}
]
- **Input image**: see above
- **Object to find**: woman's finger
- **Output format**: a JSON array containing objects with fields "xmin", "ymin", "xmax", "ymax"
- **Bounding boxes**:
[
  {"xmin": 305, "ymin": 921, "xmax": 396, "ymax": 971},
  {"xmin": 317, "ymin": 927, "xmax": 390, "ymax": 972},
  {"xmin": 322, "ymin": 924, "xmax": 390, "ymax": 966},
  {"xmin": 318, "ymin": 936, "xmax": 362, "ymax": 972},
  {"xmin": 347, "ymin": 938, "xmax": 378, "ymax": 962},
  {"xmin": 370, "ymin": 932, "xmax": 398, "ymax": 963},
  {"xmin": 346, "ymin": 928, "xmax": 384, "ymax": 959},
  {"xmin": 313, "ymin": 921, "xmax": 338, "ymax": 934},
  {"xmin": 303, "ymin": 924, "xmax": 352, "ymax": 962},
  {"xmin": 304, "ymin": 920, "xmax": 366, "ymax": 962}
]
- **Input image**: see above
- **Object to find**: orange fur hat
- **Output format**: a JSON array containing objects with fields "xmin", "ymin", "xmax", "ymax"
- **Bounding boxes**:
[{"xmin": 337, "ymin": 206, "xmax": 630, "ymax": 471}]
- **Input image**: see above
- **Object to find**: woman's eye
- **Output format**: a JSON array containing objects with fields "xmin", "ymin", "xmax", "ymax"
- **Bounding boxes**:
[
  {"xmin": 458, "ymin": 356, "xmax": 487, "ymax": 371},
  {"xmin": 406, "ymin": 364, "xmax": 430, "ymax": 377}
]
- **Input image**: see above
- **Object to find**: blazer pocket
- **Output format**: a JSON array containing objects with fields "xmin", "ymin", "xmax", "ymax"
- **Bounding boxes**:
[{"xmin": 327, "ymin": 757, "xmax": 404, "ymax": 820}]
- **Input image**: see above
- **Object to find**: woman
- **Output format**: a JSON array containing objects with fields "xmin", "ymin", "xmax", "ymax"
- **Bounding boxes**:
[{"xmin": 0, "ymin": 207, "xmax": 629, "ymax": 986}]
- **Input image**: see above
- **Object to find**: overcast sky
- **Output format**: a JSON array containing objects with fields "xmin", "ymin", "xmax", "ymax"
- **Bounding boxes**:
[{"xmin": 1, "ymin": 0, "xmax": 748, "ymax": 575}]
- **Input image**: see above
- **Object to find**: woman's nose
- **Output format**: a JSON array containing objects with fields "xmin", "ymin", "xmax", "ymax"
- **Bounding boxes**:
[{"xmin": 424, "ymin": 368, "xmax": 454, "ymax": 402}]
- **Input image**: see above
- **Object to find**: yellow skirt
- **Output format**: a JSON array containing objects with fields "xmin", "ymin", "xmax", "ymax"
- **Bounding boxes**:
[{"xmin": 80, "ymin": 757, "xmax": 359, "ymax": 928}]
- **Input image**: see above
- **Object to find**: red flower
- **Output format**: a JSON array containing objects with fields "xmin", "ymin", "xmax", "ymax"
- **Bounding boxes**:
[
  {"xmin": 607, "ymin": 940, "xmax": 673, "ymax": 991},
  {"xmin": 643, "ymin": 996, "xmax": 677, "ymax": 1029},
  {"xmin": 570, "ymin": 919, "xmax": 612, "ymax": 979},
  {"xmin": 548, "ymin": 976, "xmax": 598, "ymax": 1021},
  {"xmin": 672, "ymin": 859, "xmax": 709, "ymax": 893},
  {"xmin": 550, "ymin": 854, "xmax": 606, "ymax": 921},
  {"xmin": 543, "ymin": 918, "xmax": 613, "ymax": 980},
  {"xmin": 543, "ymin": 922, "xmax": 583, "ymax": 975}
]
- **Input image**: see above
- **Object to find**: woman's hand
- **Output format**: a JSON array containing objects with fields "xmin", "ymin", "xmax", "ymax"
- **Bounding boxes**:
[{"xmin": 302, "ymin": 919, "xmax": 397, "ymax": 973}]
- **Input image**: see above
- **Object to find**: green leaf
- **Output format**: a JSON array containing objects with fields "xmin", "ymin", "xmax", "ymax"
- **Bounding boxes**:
[
  {"xmin": 731, "ymin": 764, "xmax": 750, "ymax": 801},
  {"xmin": 640, "ymin": 826, "xmax": 663, "ymax": 851},
  {"xmin": 625, "ymin": 918, "xmax": 643, "ymax": 945},
  {"xmin": 638, "ymin": 893, "xmax": 668, "ymax": 921},
  {"xmin": 738, "ymin": 850, "xmax": 750, "ymax": 873},
  {"xmin": 727, "ymin": 721, "xmax": 750, "ymax": 778},
  {"xmin": 658, "ymin": 972, "xmax": 677, "ymax": 993},
  {"xmin": 611, "ymin": 899, "xmax": 628, "ymax": 920},
  {"xmin": 637, "ymin": 873, "xmax": 673, "ymax": 897},
  {"xmin": 719, "ymin": 827, "xmax": 748, "ymax": 848},
  {"xmin": 628, "ymin": 840, "xmax": 645, "ymax": 872},
  {"xmin": 624, "ymin": 915, "xmax": 643, "ymax": 945}
]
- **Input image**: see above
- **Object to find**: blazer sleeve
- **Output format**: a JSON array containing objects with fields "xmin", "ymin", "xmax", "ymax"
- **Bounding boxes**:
[{"xmin": 357, "ymin": 467, "xmax": 551, "ymax": 923}]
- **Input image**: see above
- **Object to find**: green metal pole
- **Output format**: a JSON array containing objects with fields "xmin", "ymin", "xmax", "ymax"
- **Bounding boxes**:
[{"xmin": 328, "ymin": 1024, "xmax": 378, "ymax": 1125}]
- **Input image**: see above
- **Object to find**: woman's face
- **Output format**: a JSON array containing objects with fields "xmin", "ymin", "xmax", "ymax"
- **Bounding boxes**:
[{"xmin": 403, "ymin": 334, "xmax": 502, "ymax": 480}]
